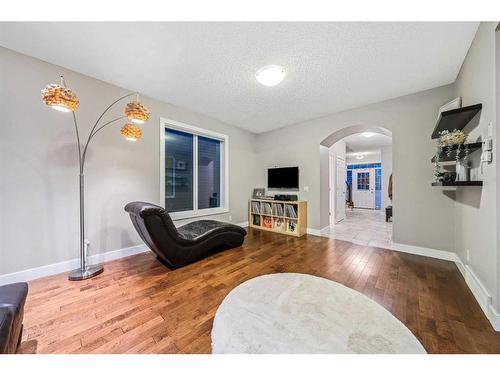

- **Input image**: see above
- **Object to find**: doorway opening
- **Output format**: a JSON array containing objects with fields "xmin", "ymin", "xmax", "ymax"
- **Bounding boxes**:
[{"xmin": 320, "ymin": 126, "xmax": 393, "ymax": 248}]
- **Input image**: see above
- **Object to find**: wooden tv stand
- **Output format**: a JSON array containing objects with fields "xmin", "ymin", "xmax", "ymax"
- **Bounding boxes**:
[{"xmin": 248, "ymin": 199, "xmax": 307, "ymax": 237}]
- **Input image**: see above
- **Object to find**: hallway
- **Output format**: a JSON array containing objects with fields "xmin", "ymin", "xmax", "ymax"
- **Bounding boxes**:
[{"xmin": 322, "ymin": 208, "xmax": 392, "ymax": 249}]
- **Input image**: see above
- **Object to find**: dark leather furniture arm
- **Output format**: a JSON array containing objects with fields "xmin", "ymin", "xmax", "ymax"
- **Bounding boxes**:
[
  {"xmin": 0, "ymin": 282, "xmax": 28, "ymax": 354},
  {"xmin": 125, "ymin": 202, "xmax": 247, "ymax": 269},
  {"xmin": 0, "ymin": 307, "xmax": 14, "ymax": 354}
]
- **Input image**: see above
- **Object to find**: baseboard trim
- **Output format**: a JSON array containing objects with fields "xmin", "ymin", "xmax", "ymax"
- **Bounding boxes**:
[
  {"xmin": 454, "ymin": 256, "xmax": 494, "ymax": 322},
  {"xmin": 320, "ymin": 226, "xmax": 330, "ymax": 235},
  {"xmin": 488, "ymin": 305, "xmax": 500, "ymax": 331},
  {"xmin": 391, "ymin": 242, "xmax": 459, "ymax": 262},
  {"xmin": 460, "ymin": 259, "xmax": 500, "ymax": 332},
  {"xmin": 306, "ymin": 228, "xmax": 322, "ymax": 236},
  {"xmin": 455, "ymin": 259, "xmax": 466, "ymax": 278},
  {"xmin": 0, "ymin": 244, "xmax": 149, "ymax": 286},
  {"xmin": 236, "ymin": 221, "xmax": 249, "ymax": 228}
]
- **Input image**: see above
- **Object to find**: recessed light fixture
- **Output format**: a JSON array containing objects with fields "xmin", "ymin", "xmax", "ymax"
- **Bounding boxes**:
[
  {"xmin": 361, "ymin": 132, "xmax": 376, "ymax": 138},
  {"xmin": 256, "ymin": 65, "xmax": 286, "ymax": 87},
  {"xmin": 356, "ymin": 155, "xmax": 364, "ymax": 160}
]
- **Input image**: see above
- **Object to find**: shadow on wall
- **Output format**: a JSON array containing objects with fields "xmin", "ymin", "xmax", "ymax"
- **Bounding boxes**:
[
  {"xmin": 442, "ymin": 189, "xmax": 482, "ymax": 209},
  {"xmin": 454, "ymin": 187, "xmax": 483, "ymax": 209}
]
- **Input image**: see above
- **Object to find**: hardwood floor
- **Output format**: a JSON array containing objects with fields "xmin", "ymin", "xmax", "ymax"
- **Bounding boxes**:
[{"xmin": 19, "ymin": 228, "xmax": 500, "ymax": 354}]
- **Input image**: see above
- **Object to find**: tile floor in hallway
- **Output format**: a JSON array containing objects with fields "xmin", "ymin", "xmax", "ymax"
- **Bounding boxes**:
[{"xmin": 321, "ymin": 208, "xmax": 392, "ymax": 248}]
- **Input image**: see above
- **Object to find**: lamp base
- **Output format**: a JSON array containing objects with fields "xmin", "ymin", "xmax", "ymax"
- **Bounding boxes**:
[{"xmin": 68, "ymin": 264, "xmax": 104, "ymax": 281}]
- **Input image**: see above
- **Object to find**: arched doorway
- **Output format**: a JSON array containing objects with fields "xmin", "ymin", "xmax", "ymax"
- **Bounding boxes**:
[{"xmin": 320, "ymin": 125, "xmax": 393, "ymax": 247}]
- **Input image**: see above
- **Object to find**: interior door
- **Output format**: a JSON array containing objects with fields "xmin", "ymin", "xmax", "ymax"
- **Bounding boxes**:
[
  {"xmin": 329, "ymin": 155, "xmax": 336, "ymax": 227},
  {"xmin": 335, "ymin": 157, "xmax": 346, "ymax": 222},
  {"xmin": 352, "ymin": 168, "xmax": 375, "ymax": 209}
]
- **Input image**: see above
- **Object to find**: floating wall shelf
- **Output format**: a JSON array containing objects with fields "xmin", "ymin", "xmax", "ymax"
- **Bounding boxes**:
[
  {"xmin": 431, "ymin": 181, "xmax": 483, "ymax": 187},
  {"xmin": 431, "ymin": 104, "xmax": 482, "ymax": 139}
]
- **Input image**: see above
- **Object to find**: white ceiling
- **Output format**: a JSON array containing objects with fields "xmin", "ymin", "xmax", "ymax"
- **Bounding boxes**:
[
  {"xmin": 0, "ymin": 22, "xmax": 478, "ymax": 133},
  {"xmin": 346, "ymin": 150, "xmax": 381, "ymax": 160},
  {"xmin": 343, "ymin": 133, "xmax": 392, "ymax": 152}
]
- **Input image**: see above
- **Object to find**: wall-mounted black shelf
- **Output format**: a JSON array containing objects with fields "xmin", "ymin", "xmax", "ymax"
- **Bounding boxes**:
[
  {"xmin": 431, "ymin": 104, "xmax": 482, "ymax": 139},
  {"xmin": 432, "ymin": 181, "xmax": 483, "ymax": 187},
  {"xmin": 431, "ymin": 142, "xmax": 482, "ymax": 162}
]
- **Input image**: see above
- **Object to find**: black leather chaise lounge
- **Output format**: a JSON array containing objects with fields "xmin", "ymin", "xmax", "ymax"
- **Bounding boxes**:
[
  {"xmin": 0, "ymin": 282, "xmax": 28, "ymax": 354},
  {"xmin": 124, "ymin": 202, "xmax": 247, "ymax": 269}
]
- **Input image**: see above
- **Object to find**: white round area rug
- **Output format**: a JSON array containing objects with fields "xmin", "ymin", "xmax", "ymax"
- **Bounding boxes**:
[{"xmin": 211, "ymin": 273, "xmax": 426, "ymax": 354}]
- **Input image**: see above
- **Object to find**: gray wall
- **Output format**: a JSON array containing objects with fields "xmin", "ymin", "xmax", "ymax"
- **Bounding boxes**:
[
  {"xmin": 0, "ymin": 47, "xmax": 257, "ymax": 275},
  {"xmin": 497, "ymin": 25, "xmax": 500, "ymax": 312},
  {"xmin": 329, "ymin": 140, "xmax": 347, "ymax": 226},
  {"xmin": 452, "ymin": 22, "xmax": 498, "ymax": 309},
  {"xmin": 319, "ymin": 146, "xmax": 330, "ymax": 229},
  {"xmin": 254, "ymin": 85, "xmax": 457, "ymax": 252},
  {"xmin": 381, "ymin": 146, "xmax": 393, "ymax": 209}
]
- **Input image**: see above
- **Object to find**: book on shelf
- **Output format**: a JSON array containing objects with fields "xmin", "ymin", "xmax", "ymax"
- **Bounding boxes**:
[
  {"xmin": 252, "ymin": 214, "xmax": 261, "ymax": 226},
  {"xmin": 271, "ymin": 203, "xmax": 284, "ymax": 216},
  {"xmin": 251, "ymin": 201, "xmax": 261, "ymax": 214},
  {"xmin": 261, "ymin": 202, "xmax": 272, "ymax": 215},
  {"xmin": 285, "ymin": 204, "xmax": 297, "ymax": 218},
  {"xmin": 262, "ymin": 216, "xmax": 272, "ymax": 228},
  {"xmin": 274, "ymin": 217, "xmax": 285, "ymax": 231},
  {"xmin": 287, "ymin": 219, "xmax": 297, "ymax": 233}
]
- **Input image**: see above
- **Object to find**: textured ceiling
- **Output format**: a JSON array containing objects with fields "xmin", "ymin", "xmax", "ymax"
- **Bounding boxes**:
[{"xmin": 0, "ymin": 22, "xmax": 478, "ymax": 133}]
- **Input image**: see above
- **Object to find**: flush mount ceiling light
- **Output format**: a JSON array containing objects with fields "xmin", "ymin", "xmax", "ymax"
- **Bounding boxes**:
[
  {"xmin": 361, "ymin": 132, "xmax": 376, "ymax": 138},
  {"xmin": 256, "ymin": 65, "xmax": 286, "ymax": 87},
  {"xmin": 356, "ymin": 155, "xmax": 364, "ymax": 160}
]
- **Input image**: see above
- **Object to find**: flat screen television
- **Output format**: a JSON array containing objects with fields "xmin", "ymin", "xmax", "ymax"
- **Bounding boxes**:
[{"xmin": 268, "ymin": 167, "xmax": 299, "ymax": 189}]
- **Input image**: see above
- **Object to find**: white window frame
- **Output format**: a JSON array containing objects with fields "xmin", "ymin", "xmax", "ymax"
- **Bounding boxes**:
[{"xmin": 159, "ymin": 117, "xmax": 229, "ymax": 220}]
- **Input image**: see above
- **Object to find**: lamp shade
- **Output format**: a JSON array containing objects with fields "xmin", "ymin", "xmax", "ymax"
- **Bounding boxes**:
[
  {"xmin": 41, "ymin": 83, "xmax": 79, "ymax": 112},
  {"xmin": 124, "ymin": 101, "xmax": 150, "ymax": 124},
  {"xmin": 121, "ymin": 123, "xmax": 142, "ymax": 141}
]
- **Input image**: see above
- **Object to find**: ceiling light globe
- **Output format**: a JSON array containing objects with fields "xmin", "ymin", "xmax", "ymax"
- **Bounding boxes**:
[{"xmin": 256, "ymin": 65, "xmax": 286, "ymax": 87}]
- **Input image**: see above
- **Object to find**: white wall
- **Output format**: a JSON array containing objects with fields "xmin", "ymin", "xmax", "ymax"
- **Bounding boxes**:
[
  {"xmin": 381, "ymin": 146, "xmax": 393, "ymax": 209},
  {"xmin": 0, "ymin": 47, "xmax": 257, "ymax": 276},
  {"xmin": 452, "ymin": 22, "xmax": 498, "ymax": 309}
]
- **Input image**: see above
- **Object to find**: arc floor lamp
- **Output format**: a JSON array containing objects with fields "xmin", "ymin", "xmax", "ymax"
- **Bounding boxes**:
[{"xmin": 41, "ymin": 76, "xmax": 150, "ymax": 281}]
